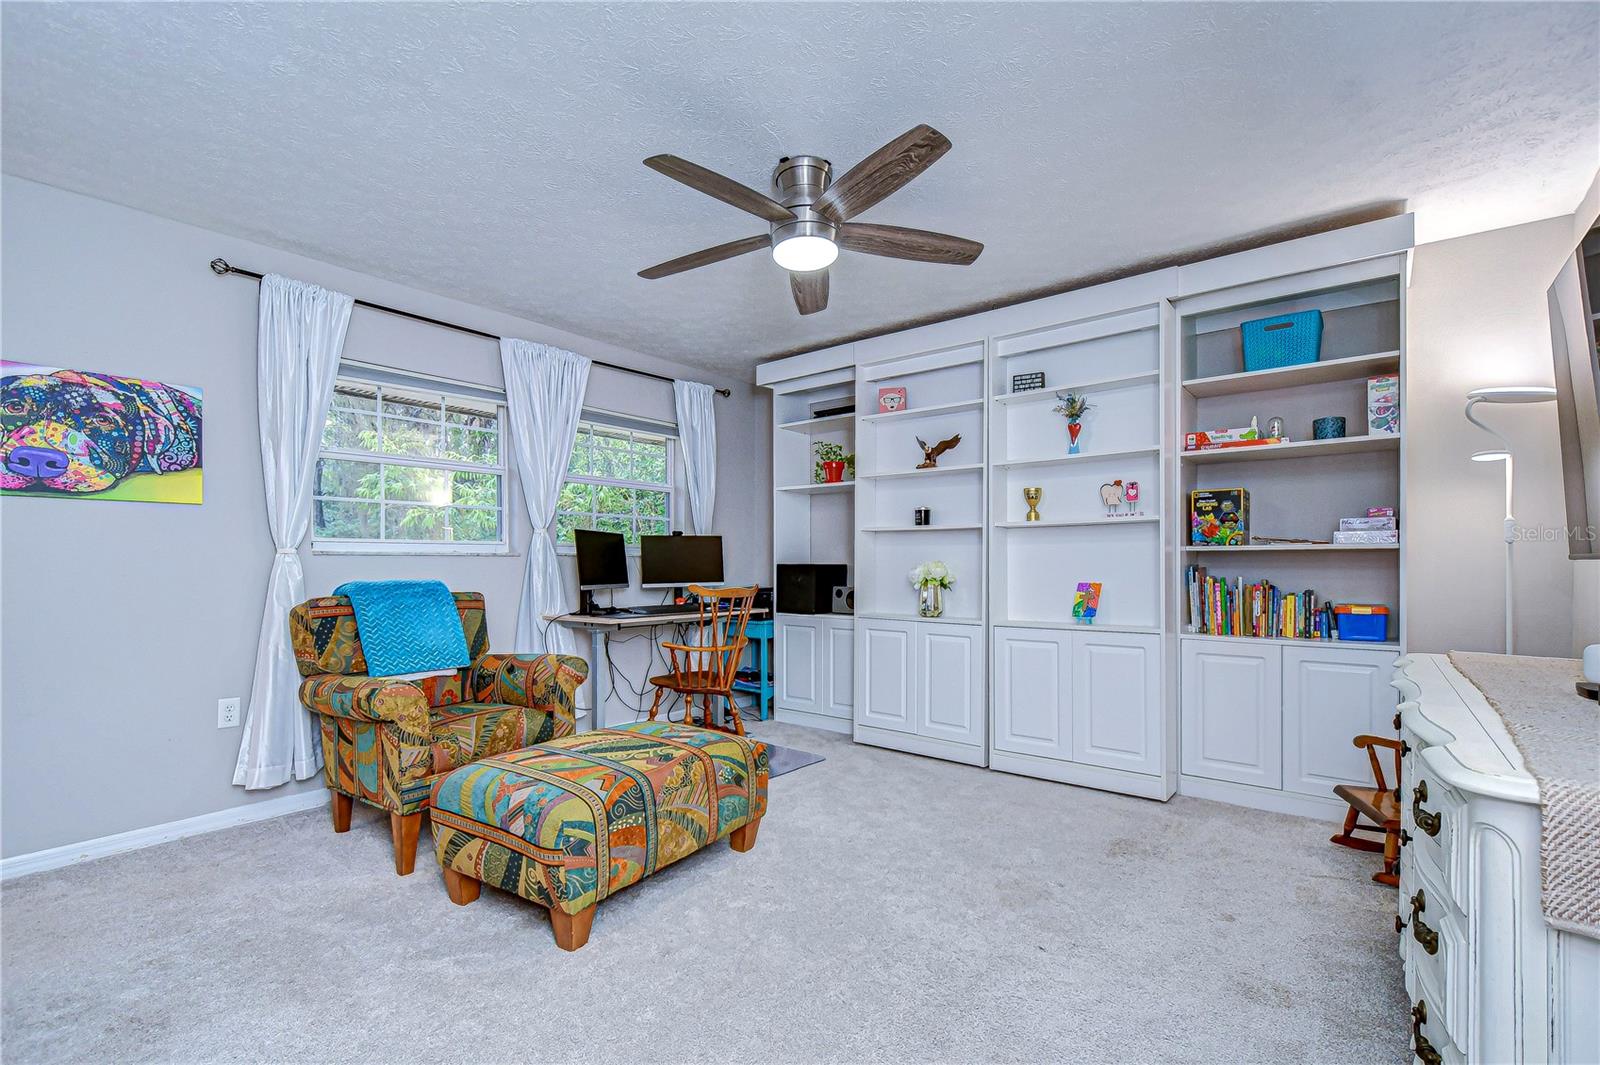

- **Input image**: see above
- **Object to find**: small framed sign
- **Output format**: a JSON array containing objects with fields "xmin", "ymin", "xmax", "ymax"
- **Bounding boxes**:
[
  {"xmin": 877, "ymin": 387, "xmax": 907, "ymax": 413},
  {"xmin": 1011, "ymin": 371, "xmax": 1046, "ymax": 393}
]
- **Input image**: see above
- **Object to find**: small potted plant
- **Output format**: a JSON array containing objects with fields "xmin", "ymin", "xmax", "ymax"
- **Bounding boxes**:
[
  {"xmin": 908, "ymin": 560, "xmax": 954, "ymax": 618},
  {"xmin": 814, "ymin": 440, "xmax": 853, "ymax": 483},
  {"xmin": 1052, "ymin": 391, "xmax": 1092, "ymax": 454}
]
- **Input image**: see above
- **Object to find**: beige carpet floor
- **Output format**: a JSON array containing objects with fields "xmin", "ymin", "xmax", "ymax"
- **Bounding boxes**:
[{"xmin": 1, "ymin": 720, "xmax": 1408, "ymax": 1064}]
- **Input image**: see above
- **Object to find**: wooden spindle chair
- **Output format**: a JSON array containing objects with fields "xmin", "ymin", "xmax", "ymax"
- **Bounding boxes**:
[
  {"xmin": 1330, "ymin": 733, "xmax": 1404, "ymax": 886},
  {"xmin": 646, "ymin": 585, "xmax": 758, "ymax": 736}
]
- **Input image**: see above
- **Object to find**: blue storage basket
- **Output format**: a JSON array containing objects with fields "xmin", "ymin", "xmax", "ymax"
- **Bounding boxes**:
[{"xmin": 1241, "ymin": 309, "xmax": 1323, "ymax": 372}]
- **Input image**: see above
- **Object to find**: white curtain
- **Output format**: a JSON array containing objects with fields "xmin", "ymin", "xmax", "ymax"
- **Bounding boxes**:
[
  {"xmin": 673, "ymin": 380, "xmax": 717, "ymax": 534},
  {"xmin": 234, "ymin": 275, "xmax": 352, "ymax": 789},
  {"xmin": 501, "ymin": 338, "xmax": 591, "ymax": 654}
]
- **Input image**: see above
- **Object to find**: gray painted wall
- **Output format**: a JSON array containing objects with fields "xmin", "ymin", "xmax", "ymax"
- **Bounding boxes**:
[
  {"xmin": 1406, "ymin": 214, "xmax": 1582, "ymax": 657},
  {"xmin": 0, "ymin": 176, "xmax": 772, "ymax": 858}
]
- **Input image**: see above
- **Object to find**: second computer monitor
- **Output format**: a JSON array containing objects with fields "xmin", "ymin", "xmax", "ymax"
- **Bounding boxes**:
[
  {"xmin": 574, "ymin": 529, "xmax": 629, "ymax": 591},
  {"xmin": 640, "ymin": 534, "xmax": 724, "ymax": 589}
]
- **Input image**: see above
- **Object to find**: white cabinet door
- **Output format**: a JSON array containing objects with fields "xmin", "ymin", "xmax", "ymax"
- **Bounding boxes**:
[
  {"xmin": 776, "ymin": 615, "xmax": 823, "ymax": 715},
  {"xmin": 1071, "ymin": 631, "xmax": 1161, "ymax": 776},
  {"xmin": 1181, "ymin": 640, "xmax": 1282, "ymax": 788},
  {"xmin": 916, "ymin": 623, "xmax": 983, "ymax": 746},
  {"xmin": 1282, "ymin": 644, "xmax": 1398, "ymax": 797},
  {"xmin": 856, "ymin": 617, "xmax": 916, "ymax": 734},
  {"xmin": 992, "ymin": 626, "xmax": 1071, "ymax": 759},
  {"xmin": 824, "ymin": 617, "xmax": 854, "ymax": 720}
]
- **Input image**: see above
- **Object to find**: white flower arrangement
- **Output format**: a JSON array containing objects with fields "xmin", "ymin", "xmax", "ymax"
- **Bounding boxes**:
[{"xmin": 908, "ymin": 560, "xmax": 954, "ymax": 590}]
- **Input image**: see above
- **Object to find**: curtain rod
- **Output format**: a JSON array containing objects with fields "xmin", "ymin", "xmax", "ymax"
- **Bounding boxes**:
[{"xmin": 209, "ymin": 258, "xmax": 730, "ymax": 397}]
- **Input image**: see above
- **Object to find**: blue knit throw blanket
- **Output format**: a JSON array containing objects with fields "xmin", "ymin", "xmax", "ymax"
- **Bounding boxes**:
[{"xmin": 333, "ymin": 579, "xmax": 470, "ymax": 678}]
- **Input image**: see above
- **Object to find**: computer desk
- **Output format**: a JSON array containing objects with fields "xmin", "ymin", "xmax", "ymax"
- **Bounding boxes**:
[{"xmin": 546, "ymin": 608, "xmax": 770, "ymax": 731}]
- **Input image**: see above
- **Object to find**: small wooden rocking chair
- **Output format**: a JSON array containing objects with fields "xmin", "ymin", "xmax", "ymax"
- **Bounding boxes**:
[
  {"xmin": 1330, "ymin": 733, "xmax": 1404, "ymax": 887},
  {"xmin": 646, "ymin": 584, "xmax": 758, "ymax": 736}
]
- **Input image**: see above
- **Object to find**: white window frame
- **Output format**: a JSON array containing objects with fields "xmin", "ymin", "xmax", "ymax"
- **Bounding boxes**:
[
  {"xmin": 555, "ymin": 414, "xmax": 678, "ymax": 555},
  {"xmin": 312, "ymin": 368, "xmax": 510, "ymax": 556}
]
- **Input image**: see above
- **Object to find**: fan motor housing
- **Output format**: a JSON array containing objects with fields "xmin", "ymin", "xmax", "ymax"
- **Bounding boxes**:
[{"xmin": 771, "ymin": 155, "xmax": 836, "ymax": 246}]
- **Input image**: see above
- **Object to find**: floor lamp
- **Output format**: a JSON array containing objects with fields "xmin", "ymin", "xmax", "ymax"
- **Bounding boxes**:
[{"xmin": 1463, "ymin": 385, "xmax": 1558, "ymax": 654}]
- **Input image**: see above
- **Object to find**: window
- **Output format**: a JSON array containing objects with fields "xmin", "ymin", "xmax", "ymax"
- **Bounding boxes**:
[
  {"xmin": 556, "ymin": 419, "xmax": 674, "ymax": 547},
  {"xmin": 313, "ymin": 374, "xmax": 506, "ymax": 552}
]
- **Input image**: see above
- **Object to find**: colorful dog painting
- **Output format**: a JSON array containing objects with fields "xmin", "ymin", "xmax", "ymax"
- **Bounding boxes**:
[{"xmin": 0, "ymin": 361, "xmax": 203, "ymax": 504}]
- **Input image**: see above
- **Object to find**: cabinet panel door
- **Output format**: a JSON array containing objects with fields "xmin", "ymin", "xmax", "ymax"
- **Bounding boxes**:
[
  {"xmin": 856, "ymin": 619, "xmax": 916, "ymax": 734},
  {"xmin": 1180, "ymin": 641, "xmax": 1282, "ymax": 788},
  {"xmin": 1282, "ymin": 645, "xmax": 1397, "ymax": 796},
  {"xmin": 992, "ymin": 626, "xmax": 1070, "ymax": 759},
  {"xmin": 776, "ymin": 617, "xmax": 822, "ymax": 714},
  {"xmin": 825, "ymin": 618, "xmax": 854, "ymax": 719},
  {"xmin": 1071, "ymin": 631, "xmax": 1161, "ymax": 775},
  {"xmin": 917, "ymin": 623, "xmax": 983, "ymax": 746}
]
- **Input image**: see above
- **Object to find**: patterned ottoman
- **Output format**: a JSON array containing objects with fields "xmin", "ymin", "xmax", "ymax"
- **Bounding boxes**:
[{"xmin": 429, "ymin": 721, "xmax": 769, "ymax": 950}]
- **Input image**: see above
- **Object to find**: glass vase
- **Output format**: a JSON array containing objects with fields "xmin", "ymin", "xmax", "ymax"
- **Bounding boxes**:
[{"xmin": 917, "ymin": 584, "xmax": 944, "ymax": 618}]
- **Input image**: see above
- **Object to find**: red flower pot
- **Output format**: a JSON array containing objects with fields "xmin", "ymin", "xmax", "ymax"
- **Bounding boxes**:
[{"xmin": 821, "ymin": 460, "xmax": 846, "ymax": 483}]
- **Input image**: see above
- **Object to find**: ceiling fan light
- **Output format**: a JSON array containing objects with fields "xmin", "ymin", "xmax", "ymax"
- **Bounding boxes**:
[{"xmin": 772, "ymin": 235, "xmax": 838, "ymax": 273}]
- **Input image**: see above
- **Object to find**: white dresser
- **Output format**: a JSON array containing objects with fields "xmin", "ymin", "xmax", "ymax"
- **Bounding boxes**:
[{"xmin": 1393, "ymin": 654, "xmax": 1599, "ymax": 1064}]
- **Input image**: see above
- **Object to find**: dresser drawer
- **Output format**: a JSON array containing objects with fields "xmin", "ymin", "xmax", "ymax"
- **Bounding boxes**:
[
  {"xmin": 1404, "ymin": 857, "xmax": 1469, "ymax": 1052},
  {"xmin": 1410, "ymin": 993, "xmax": 1466, "ymax": 1065},
  {"xmin": 1403, "ymin": 757, "xmax": 1464, "ymax": 907}
]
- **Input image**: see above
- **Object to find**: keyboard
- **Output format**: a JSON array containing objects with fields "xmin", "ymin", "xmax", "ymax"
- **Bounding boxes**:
[{"xmin": 617, "ymin": 604, "xmax": 693, "ymax": 617}]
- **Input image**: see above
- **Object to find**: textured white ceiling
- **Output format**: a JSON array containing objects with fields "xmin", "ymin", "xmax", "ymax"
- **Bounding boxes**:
[{"xmin": 3, "ymin": 3, "xmax": 1597, "ymax": 377}]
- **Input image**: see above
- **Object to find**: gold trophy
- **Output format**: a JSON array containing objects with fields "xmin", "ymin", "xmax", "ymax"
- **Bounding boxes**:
[{"xmin": 1023, "ymin": 486, "xmax": 1042, "ymax": 522}]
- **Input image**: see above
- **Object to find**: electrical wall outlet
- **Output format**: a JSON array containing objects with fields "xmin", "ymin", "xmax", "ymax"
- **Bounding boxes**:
[{"xmin": 217, "ymin": 697, "xmax": 241, "ymax": 728}]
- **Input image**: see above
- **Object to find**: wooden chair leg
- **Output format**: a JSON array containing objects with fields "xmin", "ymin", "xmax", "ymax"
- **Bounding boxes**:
[
  {"xmin": 1374, "ymin": 828, "xmax": 1401, "ymax": 887},
  {"xmin": 648, "ymin": 684, "xmax": 665, "ymax": 722},
  {"xmin": 729, "ymin": 817, "xmax": 761, "ymax": 853},
  {"xmin": 549, "ymin": 905, "xmax": 596, "ymax": 951},
  {"xmin": 330, "ymin": 792, "xmax": 353, "ymax": 833},
  {"xmin": 390, "ymin": 811, "xmax": 423, "ymax": 876},
  {"xmin": 443, "ymin": 867, "xmax": 481, "ymax": 905},
  {"xmin": 724, "ymin": 693, "xmax": 746, "ymax": 736}
]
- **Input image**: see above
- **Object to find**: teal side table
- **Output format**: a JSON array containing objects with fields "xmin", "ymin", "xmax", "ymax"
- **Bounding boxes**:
[{"xmin": 731, "ymin": 618, "xmax": 774, "ymax": 721}]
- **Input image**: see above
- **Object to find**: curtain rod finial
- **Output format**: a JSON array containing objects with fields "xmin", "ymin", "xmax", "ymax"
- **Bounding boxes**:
[{"xmin": 209, "ymin": 258, "xmax": 231, "ymax": 276}]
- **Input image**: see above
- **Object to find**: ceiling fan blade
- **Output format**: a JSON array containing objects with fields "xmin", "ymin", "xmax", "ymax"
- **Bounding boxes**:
[
  {"xmin": 644, "ymin": 155, "xmax": 793, "ymax": 224},
  {"xmin": 812, "ymin": 124, "xmax": 952, "ymax": 223},
  {"xmin": 790, "ymin": 269, "xmax": 829, "ymax": 315},
  {"xmin": 638, "ymin": 234, "xmax": 770, "ymax": 280},
  {"xmin": 837, "ymin": 223, "xmax": 983, "ymax": 265}
]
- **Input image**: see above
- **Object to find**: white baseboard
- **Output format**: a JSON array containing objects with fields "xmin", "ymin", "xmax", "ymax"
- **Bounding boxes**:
[
  {"xmin": 773, "ymin": 706, "xmax": 852, "ymax": 735},
  {"xmin": 1176, "ymin": 774, "xmax": 1345, "ymax": 821},
  {"xmin": 0, "ymin": 787, "xmax": 329, "ymax": 882}
]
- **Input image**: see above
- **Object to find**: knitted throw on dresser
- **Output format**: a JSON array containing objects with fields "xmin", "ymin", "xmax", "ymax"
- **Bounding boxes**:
[{"xmin": 1448, "ymin": 651, "xmax": 1600, "ymax": 937}]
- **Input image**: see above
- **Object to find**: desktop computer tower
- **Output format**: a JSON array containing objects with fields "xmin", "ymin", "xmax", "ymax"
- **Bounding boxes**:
[{"xmin": 776, "ymin": 564, "xmax": 848, "ymax": 614}]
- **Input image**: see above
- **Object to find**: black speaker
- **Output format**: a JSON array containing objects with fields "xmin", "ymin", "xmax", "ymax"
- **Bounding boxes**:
[{"xmin": 776, "ymin": 563, "xmax": 848, "ymax": 614}]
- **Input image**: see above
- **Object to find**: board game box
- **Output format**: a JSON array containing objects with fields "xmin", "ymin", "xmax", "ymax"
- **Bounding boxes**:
[{"xmin": 1190, "ymin": 488, "xmax": 1250, "ymax": 545}]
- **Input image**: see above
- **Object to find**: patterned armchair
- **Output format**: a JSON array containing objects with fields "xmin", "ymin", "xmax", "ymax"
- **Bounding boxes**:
[{"xmin": 290, "ymin": 591, "xmax": 588, "ymax": 875}]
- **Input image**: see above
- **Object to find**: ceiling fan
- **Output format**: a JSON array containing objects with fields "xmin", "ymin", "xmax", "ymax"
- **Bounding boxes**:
[{"xmin": 637, "ymin": 124, "xmax": 983, "ymax": 315}]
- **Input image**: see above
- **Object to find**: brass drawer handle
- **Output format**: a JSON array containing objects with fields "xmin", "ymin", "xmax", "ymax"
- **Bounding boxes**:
[
  {"xmin": 1411, "ymin": 1000, "xmax": 1444, "ymax": 1065},
  {"xmin": 1410, "ymin": 890, "xmax": 1439, "ymax": 955},
  {"xmin": 1413, "ymin": 780, "xmax": 1442, "ymax": 837}
]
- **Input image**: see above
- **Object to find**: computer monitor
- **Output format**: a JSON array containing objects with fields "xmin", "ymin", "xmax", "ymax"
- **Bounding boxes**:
[
  {"xmin": 640, "ymin": 534, "xmax": 724, "ymax": 589},
  {"xmin": 574, "ymin": 529, "xmax": 629, "ymax": 591}
]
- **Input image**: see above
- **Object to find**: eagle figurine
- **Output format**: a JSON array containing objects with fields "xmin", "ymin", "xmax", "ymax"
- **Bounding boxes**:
[{"xmin": 915, "ymin": 433, "xmax": 962, "ymax": 469}]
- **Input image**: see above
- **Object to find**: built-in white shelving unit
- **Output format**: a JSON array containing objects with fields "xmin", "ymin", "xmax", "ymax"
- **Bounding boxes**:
[
  {"xmin": 853, "ymin": 330, "xmax": 989, "ymax": 767},
  {"xmin": 767, "ymin": 352, "xmax": 857, "ymax": 736},
  {"xmin": 759, "ymin": 213, "xmax": 1417, "ymax": 819}
]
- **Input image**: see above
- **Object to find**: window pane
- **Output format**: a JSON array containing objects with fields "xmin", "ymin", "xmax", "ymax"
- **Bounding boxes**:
[
  {"xmin": 315, "ymin": 457, "xmax": 380, "ymax": 500},
  {"xmin": 594, "ymin": 514, "xmax": 632, "ymax": 543},
  {"xmin": 381, "ymin": 390, "xmax": 442, "ymax": 421},
  {"xmin": 555, "ymin": 513, "xmax": 583, "ymax": 544},
  {"xmin": 567, "ymin": 437, "xmax": 591, "ymax": 476},
  {"xmin": 445, "ymin": 426, "xmax": 498, "ymax": 467},
  {"xmin": 314, "ymin": 499, "xmax": 379, "ymax": 539},
  {"xmin": 637, "ymin": 489, "xmax": 667, "ymax": 518},
  {"xmin": 444, "ymin": 402, "xmax": 498, "ymax": 430},
  {"xmin": 639, "ymin": 518, "xmax": 668, "ymax": 538},
  {"xmin": 331, "ymin": 383, "xmax": 378, "ymax": 411},
  {"xmin": 384, "ymin": 503, "xmax": 449, "ymax": 541},
  {"xmin": 634, "ymin": 440, "xmax": 668, "ymax": 484},
  {"xmin": 591, "ymin": 431, "xmax": 630, "ymax": 480},
  {"xmin": 448, "ymin": 507, "xmax": 500, "ymax": 542},
  {"xmin": 558, "ymin": 481, "xmax": 593, "ymax": 512},
  {"xmin": 595, "ymin": 485, "xmax": 635, "ymax": 514},
  {"xmin": 380, "ymin": 418, "xmax": 444, "ymax": 460},
  {"xmin": 324, "ymin": 410, "xmax": 377, "ymax": 452},
  {"xmin": 381, "ymin": 464, "xmax": 449, "ymax": 505},
  {"xmin": 451, "ymin": 471, "xmax": 499, "ymax": 508}
]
